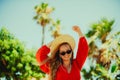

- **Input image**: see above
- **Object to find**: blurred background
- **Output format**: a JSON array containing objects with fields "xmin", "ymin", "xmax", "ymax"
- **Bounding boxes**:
[{"xmin": 0, "ymin": 0, "xmax": 120, "ymax": 80}]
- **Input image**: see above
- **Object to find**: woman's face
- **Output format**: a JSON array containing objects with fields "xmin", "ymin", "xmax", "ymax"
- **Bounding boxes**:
[{"xmin": 59, "ymin": 44, "xmax": 72, "ymax": 61}]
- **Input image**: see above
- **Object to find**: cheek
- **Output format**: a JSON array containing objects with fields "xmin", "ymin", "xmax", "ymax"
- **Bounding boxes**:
[{"xmin": 59, "ymin": 54, "xmax": 63, "ymax": 58}]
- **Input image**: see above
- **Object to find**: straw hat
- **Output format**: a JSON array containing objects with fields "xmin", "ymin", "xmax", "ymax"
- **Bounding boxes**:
[{"xmin": 50, "ymin": 34, "xmax": 75, "ymax": 58}]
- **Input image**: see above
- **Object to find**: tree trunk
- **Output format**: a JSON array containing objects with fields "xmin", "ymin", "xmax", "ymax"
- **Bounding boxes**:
[{"xmin": 41, "ymin": 27, "xmax": 45, "ymax": 45}]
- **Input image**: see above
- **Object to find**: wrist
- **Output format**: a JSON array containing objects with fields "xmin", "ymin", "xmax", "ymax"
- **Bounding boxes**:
[{"xmin": 78, "ymin": 32, "xmax": 84, "ymax": 37}]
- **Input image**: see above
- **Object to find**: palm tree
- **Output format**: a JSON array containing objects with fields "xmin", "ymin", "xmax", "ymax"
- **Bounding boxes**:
[
  {"xmin": 34, "ymin": 3, "xmax": 61, "ymax": 45},
  {"xmin": 87, "ymin": 18, "xmax": 114, "ymax": 43},
  {"xmin": 82, "ymin": 18, "xmax": 120, "ymax": 80},
  {"xmin": 33, "ymin": 3, "xmax": 54, "ymax": 45}
]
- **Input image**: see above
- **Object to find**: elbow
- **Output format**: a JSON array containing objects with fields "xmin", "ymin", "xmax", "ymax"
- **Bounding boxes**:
[
  {"xmin": 86, "ymin": 44, "xmax": 89, "ymax": 55},
  {"xmin": 84, "ymin": 43, "xmax": 89, "ymax": 56},
  {"xmin": 36, "ymin": 50, "xmax": 41, "ymax": 63},
  {"xmin": 36, "ymin": 48, "xmax": 44, "ymax": 63}
]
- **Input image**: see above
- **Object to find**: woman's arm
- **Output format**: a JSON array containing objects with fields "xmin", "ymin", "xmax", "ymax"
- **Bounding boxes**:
[
  {"xmin": 76, "ymin": 37, "xmax": 89, "ymax": 70},
  {"xmin": 36, "ymin": 41, "xmax": 52, "ymax": 73},
  {"xmin": 72, "ymin": 25, "xmax": 84, "ymax": 37},
  {"xmin": 72, "ymin": 26, "xmax": 89, "ymax": 70}
]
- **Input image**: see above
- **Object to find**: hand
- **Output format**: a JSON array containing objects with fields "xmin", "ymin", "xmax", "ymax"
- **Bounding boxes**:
[
  {"xmin": 72, "ymin": 25, "xmax": 81, "ymax": 33},
  {"xmin": 72, "ymin": 25, "xmax": 84, "ymax": 37}
]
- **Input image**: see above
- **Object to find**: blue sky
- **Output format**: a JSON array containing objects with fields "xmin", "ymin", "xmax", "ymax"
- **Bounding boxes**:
[{"xmin": 0, "ymin": 0, "xmax": 120, "ymax": 49}]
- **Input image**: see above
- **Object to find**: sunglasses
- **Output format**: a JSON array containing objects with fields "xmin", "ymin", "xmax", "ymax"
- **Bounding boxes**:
[{"xmin": 60, "ymin": 50, "xmax": 72, "ymax": 56}]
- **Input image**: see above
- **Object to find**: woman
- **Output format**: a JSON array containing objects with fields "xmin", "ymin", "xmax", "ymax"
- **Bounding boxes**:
[{"xmin": 36, "ymin": 26, "xmax": 89, "ymax": 80}]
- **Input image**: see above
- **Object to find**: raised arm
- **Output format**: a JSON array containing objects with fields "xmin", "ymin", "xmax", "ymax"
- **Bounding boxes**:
[
  {"xmin": 72, "ymin": 26, "xmax": 89, "ymax": 70},
  {"xmin": 72, "ymin": 25, "xmax": 84, "ymax": 37}
]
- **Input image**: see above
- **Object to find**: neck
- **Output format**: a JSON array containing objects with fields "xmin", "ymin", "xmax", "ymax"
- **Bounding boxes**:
[
  {"xmin": 63, "ymin": 60, "xmax": 71, "ymax": 68},
  {"xmin": 62, "ymin": 60, "xmax": 72, "ymax": 73}
]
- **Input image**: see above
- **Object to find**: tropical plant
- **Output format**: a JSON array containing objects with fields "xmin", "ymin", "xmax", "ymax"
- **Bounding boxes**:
[
  {"xmin": 33, "ymin": 2, "xmax": 61, "ymax": 45},
  {"xmin": 82, "ymin": 18, "xmax": 120, "ymax": 80},
  {"xmin": 0, "ymin": 27, "xmax": 45, "ymax": 80}
]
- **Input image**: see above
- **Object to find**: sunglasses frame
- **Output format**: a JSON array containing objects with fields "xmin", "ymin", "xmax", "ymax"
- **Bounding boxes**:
[{"xmin": 60, "ymin": 50, "xmax": 72, "ymax": 56}]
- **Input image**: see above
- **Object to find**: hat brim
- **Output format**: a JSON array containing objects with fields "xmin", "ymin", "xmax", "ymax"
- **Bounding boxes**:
[{"xmin": 50, "ymin": 34, "xmax": 75, "ymax": 58}]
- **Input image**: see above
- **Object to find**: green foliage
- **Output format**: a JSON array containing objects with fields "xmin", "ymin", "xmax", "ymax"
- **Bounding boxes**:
[
  {"xmin": 111, "ymin": 64, "xmax": 117, "ymax": 73},
  {"xmin": 34, "ymin": 2, "xmax": 61, "ymax": 45},
  {"xmin": 82, "ymin": 18, "xmax": 120, "ymax": 80},
  {"xmin": 34, "ymin": 2, "xmax": 53, "ymax": 27},
  {"xmin": 86, "ymin": 18, "xmax": 114, "ymax": 43},
  {"xmin": 0, "ymin": 27, "xmax": 45, "ymax": 79}
]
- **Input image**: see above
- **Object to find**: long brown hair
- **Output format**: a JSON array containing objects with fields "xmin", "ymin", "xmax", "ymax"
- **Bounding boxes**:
[{"xmin": 49, "ymin": 42, "xmax": 74, "ymax": 80}]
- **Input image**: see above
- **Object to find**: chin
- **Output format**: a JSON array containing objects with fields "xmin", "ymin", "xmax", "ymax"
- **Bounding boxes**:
[{"xmin": 63, "ymin": 58, "xmax": 71, "ymax": 61}]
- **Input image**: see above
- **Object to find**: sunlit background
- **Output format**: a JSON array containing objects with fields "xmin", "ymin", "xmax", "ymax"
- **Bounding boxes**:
[
  {"xmin": 0, "ymin": 0, "xmax": 120, "ymax": 49},
  {"xmin": 0, "ymin": 0, "xmax": 120, "ymax": 80}
]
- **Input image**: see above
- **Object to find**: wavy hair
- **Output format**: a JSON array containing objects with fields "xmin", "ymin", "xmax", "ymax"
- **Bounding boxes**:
[{"xmin": 48, "ymin": 42, "xmax": 73, "ymax": 80}]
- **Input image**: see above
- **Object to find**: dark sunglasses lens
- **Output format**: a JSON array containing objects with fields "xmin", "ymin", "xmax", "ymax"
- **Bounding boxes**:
[
  {"xmin": 60, "ymin": 50, "xmax": 72, "ymax": 55},
  {"xmin": 66, "ymin": 50, "xmax": 72, "ymax": 54},
  {"xmin": 61, "ymin": 52, "xmax": 65, "ymax": 55}
]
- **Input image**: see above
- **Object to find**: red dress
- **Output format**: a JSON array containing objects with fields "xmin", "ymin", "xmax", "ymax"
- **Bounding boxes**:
[{"xmin": 36, "ymin": 37, "xmax": 89, "ymax": 80}]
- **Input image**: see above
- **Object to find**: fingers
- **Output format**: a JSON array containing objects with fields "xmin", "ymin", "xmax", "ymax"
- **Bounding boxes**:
[
  {"xmin": 72, "ymin": 25, "xmax": 80, "ymax": 32},
  {"xmin": 72, "ymin": 25, "xmax": 79, "ymax": 29},
  {"xmin": 72, "ymin": 25, "xmax": 83, "ymax": 37}
]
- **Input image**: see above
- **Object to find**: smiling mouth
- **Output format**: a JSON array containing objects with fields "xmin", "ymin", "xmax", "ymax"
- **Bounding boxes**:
[{"xmin": 64, "ymin": 56, "xmax": 70, "ymax": 58}]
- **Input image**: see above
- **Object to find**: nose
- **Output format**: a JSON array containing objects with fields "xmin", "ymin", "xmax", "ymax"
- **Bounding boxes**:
[{"xmin": 64, "ymin": 53, "xmax": 70, "ymax": 57}]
